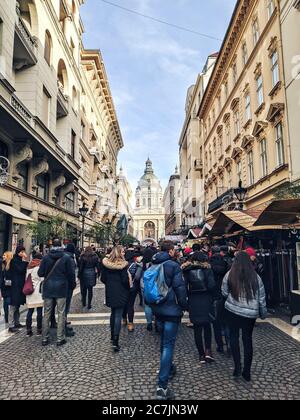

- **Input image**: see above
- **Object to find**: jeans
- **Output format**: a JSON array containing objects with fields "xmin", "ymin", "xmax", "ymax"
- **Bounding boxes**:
[
  {"xmin": 43, "ymin": 298, "xmax": 66, "ymax": 342},
  {"xmin": 144, "ymin": 304, "xmax": 153, "ymax": 325},
  {"xmin": 227, "ymin": 311, "xmax": 256, "ymax": 375},
  {"xmin": 81, "ymin": 285, "xmax": 94, "ymax": 307},
  {"xmin": 158, "ymin": 321, "xmax": 179, "ymax": 389},
  {"xmin": 65, "ymin": 289, "xmax": 74, "ymax": 316},
  {"xmin": 123, "ymin": 285, "xmax": 139, "ymax": 323},
  {"xmin": 8, "ymin": 305, "xmax": 20, "ymax": 328},
  {"xmin": 26, "ymin": 307, "xmax": 43, "ymax": 331},
  {"xmin": 194, "ymin": 323, "xmax": 212, "ymax": 356},
  {"xmin": 110, "ymin": 307, "xmax": 124, "ymax": 336}
]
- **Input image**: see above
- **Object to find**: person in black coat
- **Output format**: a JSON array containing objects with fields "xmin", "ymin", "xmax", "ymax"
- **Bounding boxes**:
[
  {"xmin": 38, "ymin": 239, "xmax": 76, "ymax": 346},
  {"xmin": 0, "ymin": 252, "xmax": 14, "ymax": 324},
  {"xmin": 78, "ymin": 246, "xmax": 101, "ymax": 309},
  {"xmin": 210, "ymin": 246, "xmax": 231, "ymax": 353},
  {"xmin": 7, "ymin": 246, "xmax": 28, "ymax": 332},
  {"xmin": 183, "ymin": 252, "xmax": 216, "ymax": 363},
  {"xmin": 101, "ymin": 245, "xmax": 129, "ymax": 352},
  {"xmin": 150, "ymin": 241, "xmax": 188, "ymax": 401}
]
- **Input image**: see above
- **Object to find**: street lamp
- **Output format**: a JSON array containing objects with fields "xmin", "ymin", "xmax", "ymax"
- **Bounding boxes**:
[
  {"xmin": 79, "ymin": 202, "xmax": 89, "ymax": 249},
  {"xmin": 105, "ymin": 219, "xmax": 112, "ymax": 249},
  {"xmin": 234, "ymin": 181, "xmax": 248, "ymax": 210}
]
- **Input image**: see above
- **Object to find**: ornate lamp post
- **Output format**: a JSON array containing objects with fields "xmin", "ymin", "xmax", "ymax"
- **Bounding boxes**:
[
  {"xmin": 79, "ymin": 202, "xmax": 89, "ymax": 250},
  {"xmin": 0, "ymin": 156, "xmax": 10, "ymax": 186},
  {"xmin": 234, "ymin": 181, "xmax": 248, "ymax": 210},
  {"xmin": 105, "ymin": 219, "xmax": 112, "ymax": 249}
]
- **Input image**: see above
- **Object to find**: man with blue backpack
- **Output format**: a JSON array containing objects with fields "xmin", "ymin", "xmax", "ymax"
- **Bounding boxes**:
[{"xmin": 143, "ymin": 241, "xmax": 188, "ymax": 400}]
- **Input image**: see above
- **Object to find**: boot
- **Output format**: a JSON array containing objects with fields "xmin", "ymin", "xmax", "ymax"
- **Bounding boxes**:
[
  {"xmin": 127, "ymin": 323, "xmax": 134, "ymax": 332},
  {"xmin": 205, "ymin": 349, "xmax": 215, "ymax": 363},
  {"xmin": 112, "ymin": 335, "xmax": 120, "ymax": 352}
]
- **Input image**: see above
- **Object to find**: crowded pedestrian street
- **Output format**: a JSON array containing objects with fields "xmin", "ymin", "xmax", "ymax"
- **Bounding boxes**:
[{"xmin": 0, "ymin": 284, "xmax": 299, "ymax": 401}]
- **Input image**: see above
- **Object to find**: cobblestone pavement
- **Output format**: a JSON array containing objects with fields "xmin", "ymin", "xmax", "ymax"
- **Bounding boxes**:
[{"xmin": 0, "ymin": 301, "xmax": 299, "ymax": 400}]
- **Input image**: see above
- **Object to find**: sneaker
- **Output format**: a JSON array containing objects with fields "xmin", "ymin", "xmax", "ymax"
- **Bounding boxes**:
[
  {"xmin": 205, "ymin": 350, "xmax": 215, "ymax": 363},
  {"xmin": 233, "ymin": 367, "xmax": 242, "ymax": 379},
  {"xmin": 87, "ymin": 305, "xmax": 92, "ymax": 310},
  {"xmin": 242, "ymin": 371, "xmax": 251, "ymax": 382},
  {"xmin": 15, "ymin": 323, "xmax": 25, "ymax": 329},
  {"xmin": 199, "ymin": 355, "xmax": 207, "ymax": 364},
  {"xmin": 57, "ymin": 339, "xmax": 67, "ymax": 347},
  {"xmin": 36, "ymin": 330, "xmax": 42, "ymax": 336},
  {"xmin": 42, "ymin": 339, "xmax": 49, "ymax": 346},
  {"xmin": 146, "ymin": 323, "xmax": 153, "ymax": 332},
  {"xmin": 127, "ymin": 323, "xmax": 134, "ymax": 332},
  {"xmin": 26, "ymin": 330, "xmax": 33, "ymax": 337},
  {"xmin": 156, "ymin": 387, "xmax": 174, "ymax": 401},
  {"xmin": 8, "ymin": 327, "xmax": 18, "ymax": 333},
  {"xmin": 66, "ymin": 330, "xmax": 75, "ymax": 337}
]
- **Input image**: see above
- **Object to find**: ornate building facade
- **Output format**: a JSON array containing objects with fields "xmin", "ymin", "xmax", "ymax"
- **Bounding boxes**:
[
  {"xmin": 163, "ymin": 166, "xmax": 182, "ymax": 235},
  {"xmin": 0, "ymin": 0, "xmax": 123, "ymax": 253},
  {"xmin": 133, "ymin": 159, "xmax": 165, "ymax": 244}
]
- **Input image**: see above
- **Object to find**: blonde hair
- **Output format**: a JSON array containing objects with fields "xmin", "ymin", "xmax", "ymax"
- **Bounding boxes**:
[
  {"xmin": 108, "ymin": 246, "xmax": 125, "ymax": 263},
  {"xmin": 2, "ymin": 251, "xmax": 13, "ymax": 271}
]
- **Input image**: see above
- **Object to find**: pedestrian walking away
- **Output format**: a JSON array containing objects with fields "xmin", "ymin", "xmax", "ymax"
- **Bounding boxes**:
[
  {"xmin": 222, "ymin": 251, "xmax": 267, "ymax": 382},
  {"xmin": 183, "ymin": 251, "xmax": 216, "ymax": 364},
  {"xmin": 147, "ymin": 241, "xmax": 188, "ymax": 401},
  {"xmin": 78, "ymin": 246, "xmax": 101, "ymax": 310},
  {"xmin": 101, "ymin": 246, "xmax": 130, "ymax": 353}
]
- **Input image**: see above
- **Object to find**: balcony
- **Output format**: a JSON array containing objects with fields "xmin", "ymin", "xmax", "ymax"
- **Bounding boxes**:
[
  {"xmin": 57, "ymin": 85, "xmax": 69, "ymax": 119},
  {"xmin": 11, "ymin": 94, "xmax": 33, "ymax": 126},
  {"xmin": 13, "ymin": 8, "xmax": 38, "ymax": 71},
  {"xmin": 208, "ymin": 188, "xmax": 234, "ymax": 214},
  {"xmin": 89, "ymin": 147, "xmax": 101, "ymax": 164}
]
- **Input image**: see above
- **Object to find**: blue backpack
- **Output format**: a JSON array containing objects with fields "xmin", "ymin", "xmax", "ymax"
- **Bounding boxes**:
[{"xmin": 143, "ymin": 262, "xmax": 169, "ymax": 305}]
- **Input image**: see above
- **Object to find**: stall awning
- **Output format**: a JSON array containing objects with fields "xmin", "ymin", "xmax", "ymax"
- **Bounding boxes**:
[
  {"xmin": 254, "ymin": 199, "xmax": 300, "ymax": 226},
  {"xmin": 0, "ymin": 203, "xmax": 34, "ymax": 225},
  {"xmin": 210, "ymin": 211, "xmax": 257, "ymax": 236}
]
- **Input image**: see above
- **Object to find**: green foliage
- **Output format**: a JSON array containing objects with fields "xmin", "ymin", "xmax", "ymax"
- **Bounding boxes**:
[
  {"xmin": 27, "ymin": 215, "xmax": 74, "ymax": 245},
  {"xmin": 274, "ymin": 183, "xmax": 300, "ymax": 200},
  {"xmin": 120, "ymin": 234, "xmax": 140, "ymax": 246}
]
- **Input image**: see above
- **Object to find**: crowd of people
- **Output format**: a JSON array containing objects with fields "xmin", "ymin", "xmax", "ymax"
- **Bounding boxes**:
[{"xmin": 0, "ymin": 239, "xmax": 267, "ymax": 400}]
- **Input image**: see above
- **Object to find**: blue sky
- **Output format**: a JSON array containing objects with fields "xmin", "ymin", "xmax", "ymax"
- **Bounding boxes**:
[{"xmin": 81, "ymin": 0, "xmax": 236, "ymax": 191}]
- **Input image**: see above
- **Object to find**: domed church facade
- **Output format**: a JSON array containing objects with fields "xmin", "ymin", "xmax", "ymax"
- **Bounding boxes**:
[{"xmin": 133, "ymin": 159, "xmax": 165, "ymax": 244}]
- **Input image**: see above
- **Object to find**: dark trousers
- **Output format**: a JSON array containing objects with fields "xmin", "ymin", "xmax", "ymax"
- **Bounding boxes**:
[
  {"xmin": 65, "ymin": 289, "xmax": 74, "ymax": 316},
  {"xmin": 123, "ymin": 285, "xmax": 139, "ymax": 323},
  {"xmin": 81, "ymin": 284, "xmax": 94, "ymax": 307},
  {"xmin": 194, "ymin": 323, "xmax": 212, "ymax": 356},
  {"xmin": 227, "ymin": 311, "xmax": 256, "ymax": 375},
  {"xmin": 213, "ymin": 319, "xmax": 225, "ymax": 349},
  {"xmin": 3, "ymin": 297, "xmax": 10, "ymax": 323},
  {"xmin": 110, "ymin": 307, "xmax": 124, "ymax": 336},
  {"xmin": 50, "ymin": 302, "xmax": 56, "ymax": 327},
  {"xmin": 26, "ymin": 307, "xmax": 43, "ymax": 331}
]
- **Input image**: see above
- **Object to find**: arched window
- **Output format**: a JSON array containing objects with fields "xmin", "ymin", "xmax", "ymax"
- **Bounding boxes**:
[
  {"xmin": 44, "ymin": 30, "xmax": 52, "ymax": 65},
  {"xmin": 144, "ymin": 221, "xmax": 155, "ymax": 239},
  {"xmin": 57, "ymin": 59, "xmax": 68, "ymax": 93}
]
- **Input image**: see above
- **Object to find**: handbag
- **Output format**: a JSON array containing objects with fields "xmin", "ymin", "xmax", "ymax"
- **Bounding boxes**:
[{"xmin": 23, "ymin": 273, "xmax": 34, "ymax": 296}]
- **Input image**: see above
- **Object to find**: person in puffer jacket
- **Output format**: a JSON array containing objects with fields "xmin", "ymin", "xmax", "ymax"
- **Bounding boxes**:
[
  {"xmin": 222, "ymin": 251, "xmax": 267, "ymax": 383},
  {"xmin": 25, "ymin": 252, "xmax": 44, "ymax": 337},
  {"xmin": 78, "ymin": 246, "xmax": 101, "ymax": 310},
  {"xmin": 149, "ymin": 241, "xmax": 188, "ymax": 401}
]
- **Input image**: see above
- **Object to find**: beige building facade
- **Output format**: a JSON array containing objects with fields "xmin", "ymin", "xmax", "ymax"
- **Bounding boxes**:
[
  {"xmin": 198, "ymin": 0, "xmax": 290, "ymax": 218},
  {"xmin": 0, "ymin": 0, "xmax": 123, "ymax": 253},
  {"xmin": 179, "ymin": 53, "xmax": 217, "ymax": 228},
  {"xmin": 116, "ymin": 166, "xmax": 134, "ymax": 236},
  {"xmin": 280, "ymin": 0, "xmax": 300, "ymax": 183},
  {"xmin": 163, "ymin": 166, "xmax": 181, "ymax": 235}
]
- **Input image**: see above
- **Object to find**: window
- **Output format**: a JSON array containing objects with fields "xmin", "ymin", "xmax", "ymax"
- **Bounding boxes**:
[
  {"xmin": 271, "ymin": 51, "xmax": 279, "ymax": 87},
  {"xmin": 275, "ymin": 123, "xmax": 284, "ymax": 166},
  {"xmin": 256, "ymin": 75, "xmax": 264, "ymax": 107},
  {"xmin": 218, "ymin": 95, "xmax": 221, "ymax": 113},
  {"xmin": 44, "ymin": 31, "xmax": 52, "ymax": 65},
  {"xmin": 233, "ymin": 63, "xmax": 238, "ymax": 84},
  {"xmin": 209, "ymin": 147, "xmax": 212, "ymax": 169},
  {"xmin": 70, "ymin": 38, "xmax": 75, "ymax": 58},
  {"xmin": 237, "ymin": 160, "xmax": 242, "ymax": 181},
  {"xmin": 234, "ymin": 108, "xmax": 240, "ymax": 136},
  {"xmin": 18, "ymin": 163, "xmax": 29, "ymax": 191},
  {"xmin": 245, "ymin": 93, "xmax": 252, "ymax": 121},
  {"xmin": 228, "ymin": 169, "xmax": 232, "ymax": 189},
  {"xmin": 80, "ymin": 120, "xmax": 86, "ymax": 140},
  {"xmin": 65, "ymin": 192, "xmax": 75, "ymax": 213},
  {"xmin": 36, "ymin": 174, "xmax": 49, "ymax": 201},
  {"xmin": 42, "ymin": 87, "xmax": 51, "ymax": 128},
  {"xmin": 260, "ymin": 139, "xmax": 268, "ymax": 177},
  {"xmin": 0, "ymin": 140, "xmax": 8, "ymax": 158},
  {"xmin": 252, "ymin": 19, "xmax": 260, "ymax": 46},
  {"xmin": 72, "ymin": 86, "xmax": 78, "ymax": 112},
  {"xmin": 218, "ymin": 134, "xmax": 223, "ymax": 157},
  {"xmin": 225, "ymin": 123, "xmax": 230, "ymax": 148},
  {"xmin": 242, "ymin": 43, "xmax": 248, "ymax": 66},
  {"xmin": 248, "ymin": 151, "xmax": 255, "ymax": 185},
  {"xmin": 267, "ymin": 0, "xmax": 275, "ymax": 19},
  {"xmin": 71, "ymin": 130, "xmax": 76, "ymax": 158},
  {"xmin": 213, "ymin": 140, "xmax": 217, "ymax": 165}
]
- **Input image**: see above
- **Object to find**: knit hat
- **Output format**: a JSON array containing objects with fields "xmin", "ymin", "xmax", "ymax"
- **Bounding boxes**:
[
  {"xmin": 66, "ymin": 243, "xmax": 76, "ymax": 254},
  {"xmin": 15, "ymin": 245, "xmax": 25, "ymax": 255}
]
